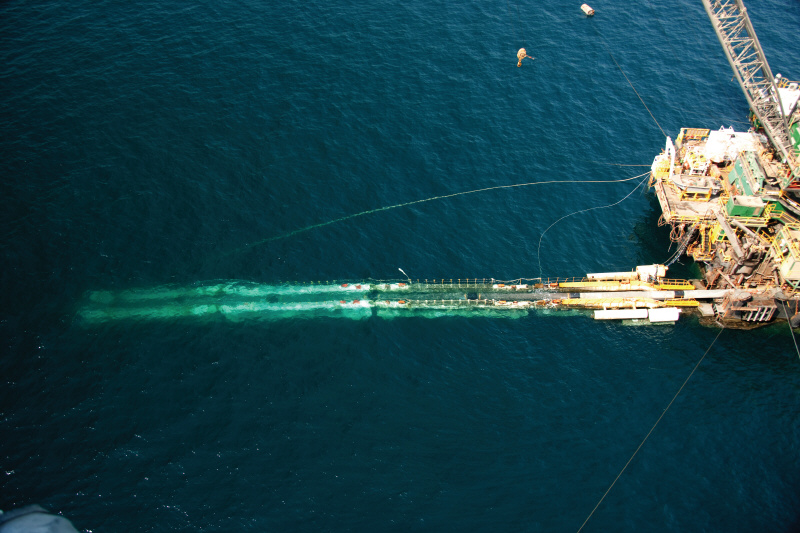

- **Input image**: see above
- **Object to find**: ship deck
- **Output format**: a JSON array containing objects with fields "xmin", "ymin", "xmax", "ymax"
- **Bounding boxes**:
[{"xmin": 653, "ymin": 174, "xmax": 722, "ymax": 224}]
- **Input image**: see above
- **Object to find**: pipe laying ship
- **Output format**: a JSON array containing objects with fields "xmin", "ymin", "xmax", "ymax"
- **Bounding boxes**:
[
  {"xmin": 646, "ymin": 0, "xmax": 800, "ymax": 327},
  {"xmin": 77, "ymin": 0, "xmax": 800, "ymax": 329}
]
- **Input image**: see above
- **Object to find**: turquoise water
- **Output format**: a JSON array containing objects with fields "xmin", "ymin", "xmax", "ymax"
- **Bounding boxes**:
[{"xmin": 2, "ymin": 0, "xmax": 800, "ymax": 531}]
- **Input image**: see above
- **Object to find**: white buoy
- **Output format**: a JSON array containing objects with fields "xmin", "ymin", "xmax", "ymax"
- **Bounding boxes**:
[{"xmin": 581, "ymin": 3, "xmax": 595, "ymax": 16}]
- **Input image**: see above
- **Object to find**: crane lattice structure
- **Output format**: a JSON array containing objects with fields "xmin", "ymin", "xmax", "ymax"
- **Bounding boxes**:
[{"xmin": 702, "ymin": 0, "xmax": 798, "ymax": 187}]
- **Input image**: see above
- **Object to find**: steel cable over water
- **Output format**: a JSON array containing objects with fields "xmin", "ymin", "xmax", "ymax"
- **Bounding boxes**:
[
  {"xmin": 588, "ymin": 20, "xmax": 668, "ymax": 139},
  {"xmin": 582, "ymin": 161, "xmax": 651, "ymax": 167},
  {"xmin": 228, "ymin": 174, "xmax": 650, "ymax": 255},
  {"xmin": 780, "ymin": 301, "xmax": 800, "ymax": 360},
  {"xmin": 576, "ymin": 327, "xmax": 725, "ymax": 533},
  {"xmin": 536, "ymin": 171, "xmax": 651, "ymax": 276}
]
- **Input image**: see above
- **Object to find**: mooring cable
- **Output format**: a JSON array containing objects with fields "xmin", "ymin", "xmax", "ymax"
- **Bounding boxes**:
[
  {"xmin": 780, "ymin": 301, "xmax": 800, "ymax": 360},
  {"xmin": 228, "ymin": 174, "xmax": 648, "ymax": 256},
  {"xmin": 537, "ymin": 171, "xmax": 650, "ymax": 277},
  {"xmin": 582, "ymin": 161, "xmax": 652, "ymax": 167},
  {"xmin": 576, "ymin": 327, "xmax": 725, "ymax": 533},
  {"xmin": 589, "ymin": 23, "xmax": 667, "ymax": 139},
  {"xmin": 506, "ymin": 0, "xmax": 523, "ymax": 47},
  {"xmin": 606, "ymin": 51, "xmax": 667, "ymax": 139}
]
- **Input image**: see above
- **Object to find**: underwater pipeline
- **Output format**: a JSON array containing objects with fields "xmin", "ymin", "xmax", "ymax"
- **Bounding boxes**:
[{"xmin": 76, "ymin": 272, "xmax": 731, "ymax": 325}]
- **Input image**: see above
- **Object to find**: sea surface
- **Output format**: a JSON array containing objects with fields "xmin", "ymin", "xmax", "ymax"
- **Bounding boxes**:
[{"xmin": 2, "ymin": 0, "xmax": 800, "ymax": 531}]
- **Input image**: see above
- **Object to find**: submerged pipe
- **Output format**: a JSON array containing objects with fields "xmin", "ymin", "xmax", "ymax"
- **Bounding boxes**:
[{"xmin": 76, "ymin": 280, "xmax": 731, "ymax": 325}]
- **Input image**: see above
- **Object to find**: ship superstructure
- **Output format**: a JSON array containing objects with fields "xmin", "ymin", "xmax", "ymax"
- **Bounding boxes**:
[
  {"xmin": 645, "ymin": 0, "xmax": 800, "ymax": 326},
  {"xmin": 649, "ymin": 123, "xmax": 800, "ymax": 323}
]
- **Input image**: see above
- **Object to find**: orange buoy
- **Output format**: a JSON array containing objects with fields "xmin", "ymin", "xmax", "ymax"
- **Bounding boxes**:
[
  {"xmin": 341, "ymin": 283, "xmax": 349, "ymax": 288},
  {"xmin": 339, "ymin": 300, "xmax": 346, "ymax": 304},
  {"xmin": 353, "ymin": 299, "xmax": 360, "ymax": 304},
  {"xmin": 398, "ymin": 283, "xmax": 406, "ymax": 287},
  {"xmin": 398, "ymin": 300, "xmax": 406, "ymax": 304},
  {"xmin": 517, "ymin": 48, "xmax": 534, "ymax": 67},
  {"xmin": 356, "ymin": 284, "xmax": 362, "ymax": 289}
]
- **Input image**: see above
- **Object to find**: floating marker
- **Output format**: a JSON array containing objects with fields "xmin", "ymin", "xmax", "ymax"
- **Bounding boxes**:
[
  {"xmin": 516, "ymin": 48, "xmax": 534, "ymax": 67},
  {"xmin": 581, "ymin": 4, "xmax": 595, "ymax": 16}
]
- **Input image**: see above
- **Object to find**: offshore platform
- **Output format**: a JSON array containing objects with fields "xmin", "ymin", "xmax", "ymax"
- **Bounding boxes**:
[{"xmin": 78, "ymin": 0, "xmax": 800, "ymax": 329}]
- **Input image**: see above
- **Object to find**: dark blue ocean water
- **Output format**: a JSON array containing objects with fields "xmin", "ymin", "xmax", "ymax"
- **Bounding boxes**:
[{"xmin": 2, "ymin": 0, "xmax": 800, "ymax": 531}]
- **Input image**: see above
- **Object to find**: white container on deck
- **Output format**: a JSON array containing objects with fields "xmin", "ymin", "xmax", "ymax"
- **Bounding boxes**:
[
  {"xmin": 586, "ymin": 264, "xmax": 667, "ymax": 282},
  {"xmin": 648, "ymin": 307, "xmax": 681, "ymax": 323},
  {"xmin": 594, "ymin": 309, "xmax": 648, "ymax": 320},
  {"xmin": 587, "ymin": 271, "xmax": 637, "ymax": 281},
  {"xmin": 636, "ymin": 264, "xmax": 667, "ymax": 281}
]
